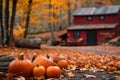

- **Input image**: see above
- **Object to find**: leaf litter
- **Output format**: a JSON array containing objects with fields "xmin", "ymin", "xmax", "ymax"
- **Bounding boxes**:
[{"xmin": 0, "ymin": 45, "xmax": 120, "ymax": 80}]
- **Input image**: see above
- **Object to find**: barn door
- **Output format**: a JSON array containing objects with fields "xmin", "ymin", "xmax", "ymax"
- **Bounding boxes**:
[{"xmin": 87, "ymin": 30, "xmax": 97, "ymax": 45}]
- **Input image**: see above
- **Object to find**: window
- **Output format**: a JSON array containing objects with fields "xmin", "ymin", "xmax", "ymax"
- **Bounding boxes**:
[
  {"xmin": 73, "ymin": 31, "xmax": 80, "ymax": 37},
  {"xmin": 99, "ymin": 15, "xmax": 105, "ymax": 20},
  {"xmin": 87, "ymin": 16, "xmax": 92, "ymax": 21}
]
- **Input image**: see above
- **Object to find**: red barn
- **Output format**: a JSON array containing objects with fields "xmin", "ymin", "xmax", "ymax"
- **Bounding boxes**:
[{"xmin": 61, "ymin": 5, "xmax": 120, "ymax": 46}]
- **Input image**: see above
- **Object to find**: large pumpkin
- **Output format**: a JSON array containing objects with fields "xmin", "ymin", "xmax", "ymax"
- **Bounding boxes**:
[
  {"xmin": 46, "ymin": 66, "xmax": 61, "ymax": 78},
  {"xmin": 33, "ymin": 54, "xmax": 55, "ymax": 69},
  {"xmin": 8, "ymin": 54, "xmax": 33, "ymax": 77}
]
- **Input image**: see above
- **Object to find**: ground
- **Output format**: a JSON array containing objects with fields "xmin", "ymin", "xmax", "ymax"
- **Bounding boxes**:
[{"xmin": 0, "ymin": 45, "xmax": 120, "ymax": 80}]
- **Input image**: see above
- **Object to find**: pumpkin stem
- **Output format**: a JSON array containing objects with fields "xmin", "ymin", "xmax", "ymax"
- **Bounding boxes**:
[
  {"xmin": 46, "ymin": 54, "xmax": 50, "ymax": 59},
  {"xmin": 36, "ymin": 64, "xmax": 39, "ymax": 67},
  {"xmin": 32, "ymin": 55, "xmax": 37, "ymax": 62},
  {"xmin": 19, "ymin": 53, "xmax": 24, "ymax": 60}
]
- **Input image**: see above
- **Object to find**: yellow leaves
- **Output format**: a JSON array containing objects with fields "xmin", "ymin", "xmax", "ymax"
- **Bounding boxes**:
[
  {"xmin": 17, "ymin": 0, "xmax": 28, "ymax": 9},
  {"xmin": 13, "ymin": 25, "xmax": 25, "ymax": 39},
  {"xmin": 107, "ymin": 66, "xmax": 117, "ymax": 71},
  {"xmin": 66, "ymin": 72, "xmax": 75, "ymax": 77},
  {"xmin": 16, "ymin": 0, "xmax": 70, "ymax": 28},
  {"xmin": 95, "ymin": 63, "xmax": 103, "ymax": 68}
]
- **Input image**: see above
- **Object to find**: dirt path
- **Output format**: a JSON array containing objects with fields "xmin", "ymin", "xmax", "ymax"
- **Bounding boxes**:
[{"xmin": 43, "ymin": 45, "xmax": 120, "ymax": 54}]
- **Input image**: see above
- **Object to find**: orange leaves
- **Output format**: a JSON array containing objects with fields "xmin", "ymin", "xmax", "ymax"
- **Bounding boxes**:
[
  {"xmin": 1, "ymin": 45, "xmax": 120, "ymax": 72},
  {"xmin": 95, "ymin": 63, "xmax": 103, "ymax": 68},
  {"xmin": 13, "ymin": 25, "xmax": 25, "ymax": 39},
  {"xmin": 116, "ymin": 76, "xmax": 120, "ymax": 80},
  {"xmin": 15, "ymin": 0, "xmax": 77, "ymax": 31},
  {"xmin": 66, "ymin": 72, "xmax": 75, "ymax": 77}
]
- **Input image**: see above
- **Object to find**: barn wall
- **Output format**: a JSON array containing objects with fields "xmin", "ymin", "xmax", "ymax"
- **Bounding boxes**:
[
  {"xmin": 67, "ymin": 30, "xmax": 74, "ymax": 42},
  {"xmin": 74, "ymin": 12, "xmax": 120, "ymax": 25},
  {"xmin": 116, "ymin": 10, "xmax": 120, "ymax": 35},
  {"xmin": 67, "ymin": 30, "xmax": 87, "ymax": 45},
  {"xmin": 67, "ymin": 29, "xmax": 117, "ymax": 45},
  {"xmin": 79, "ymin": 31, "xmax": 87, "ymax": 45},
  {"xmin": 115, "ymin": 25, "xmax": 120, "ymax": 36},
  {"xmin": 97, "ymin": 29, "xmax": 116, "ymax": 45}
]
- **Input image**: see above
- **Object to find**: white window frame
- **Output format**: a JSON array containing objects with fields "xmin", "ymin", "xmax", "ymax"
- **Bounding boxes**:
[
  {"xmin": 73, "ymin": 31, "xmax": 80, "ymax": 37},
  {"xmin": 87, "ymin": 16, "xmax": 92, "ymax": 21},
  {"xmin": 100, "ymin": 15, "xmax": 105, "ymax": 20}
]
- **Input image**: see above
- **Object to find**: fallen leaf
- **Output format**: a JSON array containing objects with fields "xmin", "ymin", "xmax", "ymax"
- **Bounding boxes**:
[
  {"xmin": 116, "ymin": 76, "xmax": 120, "ymax": 80},
  {"xmin": 15, "ymin": 76, "xmax": 25, "ymax": 80},
  {"xmin": 66, "ymin": 72, "xmax": 75, "ymax": 77},
  {"xmin": 84, "ymin": 74, "xmax": 96, "ymax": 78}
]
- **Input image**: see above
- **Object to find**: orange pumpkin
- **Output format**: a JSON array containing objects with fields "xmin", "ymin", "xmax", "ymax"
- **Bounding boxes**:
[
  {"xmin": 8, "ymin": 54, "xmax": 33, "ymax": 77},
  {"xmin": 33, "ymin": 54, "xmax": 55, "ymax": 69},
  {"xmin": 53, "ymin": 54, "xmax": 65, "ymax": 63},
  {"xmin": 33, "ymin": 64, "xmax": 45, "ymax": 77},
  {"xmin": 46, "ymin": 66, "xmax": 61, "ymax": 78},
  {"xmin": 53, "ymin": 56, "xmax": 60, "ymax": 63},
  {"xmin": 57, "ymin": 60, "xmax": 68, "ymax": 69}
]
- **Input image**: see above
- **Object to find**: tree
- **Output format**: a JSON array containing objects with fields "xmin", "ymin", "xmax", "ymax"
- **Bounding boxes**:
[
  {"xmin": 4, "ymin": 0, "xmax": 10, "ymax": 46},
  {"xmin": 9, "ymin": 0, "xmax": 18, "ymax": 46},
  {"xmin": 68, "ymin": 1, "xmax": 71, "ymax": 25},
  {"xmin": 48, "ymin": 0, "xmax": 54, "ymax": 40},
  {"xmin": 24, "ymin": 0, "xmax": 32, "ymax": 38},
  {"xmin": 0, "ymin": 0, "xmax": 4, "ymax": 46},
  {"xmin": 0, "ymin": 0, "xmax": 18, "ymax": 47}
]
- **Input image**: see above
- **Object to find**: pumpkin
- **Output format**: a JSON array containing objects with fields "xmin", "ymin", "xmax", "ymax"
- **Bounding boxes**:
[
  {"xmin": 53, "ymin": 55, "xmax": 65, "ymax": 63},
  {"xmin": 57, "ymin": 60, "xmax": 68, "ymax": 69},
  {"xmin": 46, "ymin": 66, "xmax": 61, "ymax": 78},
  {"xmin": 33, "ymin": 64, "xmax": 45, "ymax": 77},
  {"xmin": 33, "ymin": 54, "xmax": 55, "ymax": 69},
  {"xmin": 8, "ymin": 53, "xmax": 33, "ymax": 77},
  {"xmin": 53, "ymin": 55, "xmax": 60, "ymax": 63}
]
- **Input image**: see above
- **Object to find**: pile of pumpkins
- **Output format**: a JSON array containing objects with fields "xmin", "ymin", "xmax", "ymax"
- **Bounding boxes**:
[{"xmin": 8, "ymin": 53, "xmax": 68, "ymax": 78}]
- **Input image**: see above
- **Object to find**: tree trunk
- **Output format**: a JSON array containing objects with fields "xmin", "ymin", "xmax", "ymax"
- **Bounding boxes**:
[
  {"xmin": 4, "ymin": 0, "xmax": 10, "ymax": 46},
  {"xmin": 59, "ymin": 7, "xmax": 63, "ymax": 30},
  {"xmin": 68, "ymin": 2, "xmax": 71, "ymax": 25},
  {"xmin": 15, "ymin": 38, "xmax": 41, "ymax": 49},
  {"xmin": 9, "ymin": 0, "xmax": 18, "ymax": 46},
  {"xmin": 0, "ymin": 0, "xmax": 5, "ymax": 46},
  {"xmin": 24, "ymin": 0, "xmax": 32, "ymax": 38},
  {"xmin": 48, "ymin": 0, "xmax": 54, "ymax": 40}
]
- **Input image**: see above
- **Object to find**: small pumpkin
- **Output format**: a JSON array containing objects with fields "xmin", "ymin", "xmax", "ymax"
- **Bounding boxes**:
[
  {"xmin": 8, "ymin": 53, "xmax": 33, "ymax": 77},
  {"xmin": 46, "ymin": 66, "xmax": 61, "ymax": 78},
  {"xmin": 33, "ymin": 64, "xmax": 45, "ymax": 77},
  {"xmin": 53, "ymin": 55, "xmax": 60, "ymax": 63},
  {"xmin": 57, "ymin": 60, "xmax": 68, "ymax": 69},
  {"xmin": 33, "ymin": 54, "xmax": 55, "ymax": 69},
  {"xmin": 53, "ymin": 55, "xmax": 65, "ymax": 63}
]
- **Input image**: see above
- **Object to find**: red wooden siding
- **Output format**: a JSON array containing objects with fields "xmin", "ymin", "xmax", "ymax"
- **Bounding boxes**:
[
  {"xmin": 67, "ymin": 29, "xmax": 116, "ymax": 45},
  {"xmin": 97, "ymin": 29, "xmax": 115, "ymax": 45},
  {"xmin": 80, "ymin": 31, "xmax": 87, "ymax": 45},
  {"xmin": 67, "ymin": 30, "xmax": 86, "ymax": 45},
  {"xmin": 115, "ymin": 25, "xmax": 120, "ymax": 36},
  {"xmin": 74, "ymin": 11, "xmax": 120, "ymax": 25}
]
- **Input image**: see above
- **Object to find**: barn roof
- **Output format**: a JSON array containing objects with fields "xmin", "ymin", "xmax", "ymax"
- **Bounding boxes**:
[
  {"xmin": 68, "ymin": 24, "xmax": 118, "ymax": 30},
  {"xmin": 73, "ymin": 5, "xmax": 120, "ymax": 16}
]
